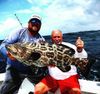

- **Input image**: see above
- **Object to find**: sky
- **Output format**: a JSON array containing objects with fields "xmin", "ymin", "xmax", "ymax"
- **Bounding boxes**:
[{"xmin": 0, "ymin": 0, "xmax": 100, "ymax": 40}]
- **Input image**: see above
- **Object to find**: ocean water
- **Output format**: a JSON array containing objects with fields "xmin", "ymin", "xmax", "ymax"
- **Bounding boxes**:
[{"xmin": 0, "ymin": 30, "xmax": 100, "ymax": 81}]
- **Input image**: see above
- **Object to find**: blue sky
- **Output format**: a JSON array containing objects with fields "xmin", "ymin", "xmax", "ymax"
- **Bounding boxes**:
[{"xmin": 0, "ymin": 0, "xmax": 100, "ymax": 40}]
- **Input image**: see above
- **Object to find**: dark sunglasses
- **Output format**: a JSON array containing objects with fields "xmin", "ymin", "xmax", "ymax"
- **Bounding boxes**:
[{"xmin": 29, "ymin": 18, "xmax": 41, "ymax": 24}]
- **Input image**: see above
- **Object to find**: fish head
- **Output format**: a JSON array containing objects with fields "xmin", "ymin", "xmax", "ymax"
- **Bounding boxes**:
[
  {"xmin": 5, "ymin": 42, "xmax": 41, "ymax": 65},
  {"xmin": 6, "ymin": 43, "xmax": 30, "ymax": 59},
  {"xmin": 6, "ymin": 43, "xmax": 22, "ymax": 55}
]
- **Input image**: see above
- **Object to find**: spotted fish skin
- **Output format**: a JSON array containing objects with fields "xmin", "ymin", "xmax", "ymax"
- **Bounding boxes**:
[{"xmin": 6, "ymin": 42, "xmax": 88, "ymax": 72}]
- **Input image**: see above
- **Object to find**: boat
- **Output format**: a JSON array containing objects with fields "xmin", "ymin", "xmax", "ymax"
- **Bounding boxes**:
[{"xmin": 0, "ymin": 73, "xmax": 100, "ymax": 94}]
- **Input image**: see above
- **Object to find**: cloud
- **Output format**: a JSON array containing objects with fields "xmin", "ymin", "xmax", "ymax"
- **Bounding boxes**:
[
  {"xmin": 1, "ymin": 0, "xmax": 100, "ymax": 39},
  {"xmin": 39, "ymin": 0, "xmax": 100, "ymax": 35},
  {"xmin": 27, "ymin": 0, "xmax": 52, "ymax": 6},
  {"xmin": 27, "ymin": 0, "xmax": 33, "ymax": 4},
  {"xmin": 0, "ymin": 18, "xmax": 21, "ymax": 39}
]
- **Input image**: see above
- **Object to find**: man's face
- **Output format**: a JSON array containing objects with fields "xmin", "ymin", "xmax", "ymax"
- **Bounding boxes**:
[
  {"xmin": 30, "ymin": 22, "xmax": 41, "ymax": 31},
  {"xmin": 51, "ymin": 30, "xmax": 63, "ymax": 44},
  {"xmin": 28, "ymin": 19, "xmax": 41, "ymax": 35}
]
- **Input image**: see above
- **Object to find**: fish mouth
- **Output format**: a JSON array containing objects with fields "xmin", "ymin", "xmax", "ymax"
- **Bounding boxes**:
[{"xmin": 6, "ymin": 45, "xmax": 41, "ymax": 61}]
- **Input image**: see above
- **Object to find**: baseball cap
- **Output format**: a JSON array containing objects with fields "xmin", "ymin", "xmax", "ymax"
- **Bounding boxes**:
[{"xmin": 28, "ymin": 15, "xmax": 41, "ymax": 23}]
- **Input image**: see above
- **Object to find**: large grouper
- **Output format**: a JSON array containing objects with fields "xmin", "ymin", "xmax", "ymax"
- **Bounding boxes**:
[{"xmin": 5, "ymin": 42, "xmax": 88, "ymax": 72}]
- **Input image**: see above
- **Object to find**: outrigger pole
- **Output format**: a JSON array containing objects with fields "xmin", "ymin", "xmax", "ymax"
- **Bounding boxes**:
[{"xmin": 14, "ymin": 14, "xmax": 23, "ymax": 28}]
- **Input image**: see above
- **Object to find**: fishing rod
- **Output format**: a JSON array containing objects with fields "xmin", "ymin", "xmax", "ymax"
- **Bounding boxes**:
[{"xmin": 14, "ymin": 14, "xmax": 23, "ymax": 28}]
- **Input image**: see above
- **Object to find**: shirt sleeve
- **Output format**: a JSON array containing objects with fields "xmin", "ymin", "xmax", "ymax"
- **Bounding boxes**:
[
  {"xmin": 83, "ymin": 49, "xmax": 88, "ymax": 58},
  {"xmin": 35, "ymin": 34, "xmax": 45, "ymax": 43},
  {"xmin": 0, "ymin": 29, "xmax": 20, "ymax": 57}
]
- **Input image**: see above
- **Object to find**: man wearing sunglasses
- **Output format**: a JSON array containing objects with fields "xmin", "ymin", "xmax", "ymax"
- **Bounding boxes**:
[{"xmin": 0, "ymin": 15, "xmax": 48, "ymax": 94}]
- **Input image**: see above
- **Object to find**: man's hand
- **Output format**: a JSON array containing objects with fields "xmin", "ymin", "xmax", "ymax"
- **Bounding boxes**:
[
  {"xmin": 75, "ymin": 37, "xmax": 84, "ymax": 52},
  {"xmin": 7, "ymin": 52, "xmax": 16, "ymax": 60}
]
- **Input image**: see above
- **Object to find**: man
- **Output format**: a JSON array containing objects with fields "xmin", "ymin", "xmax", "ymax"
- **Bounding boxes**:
[
  {"xmin": 0, "ymin": 15, "xmax": 48, "ymax": 94},
  {"xmin": 34, "ymin": 29, "xmax": 88, "ymax": 94}
]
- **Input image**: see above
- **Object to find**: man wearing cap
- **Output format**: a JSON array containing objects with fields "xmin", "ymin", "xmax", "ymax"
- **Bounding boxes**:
[{"xmin": 0, "ymin": 15, "xmax": 48, "ymax": 94}]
